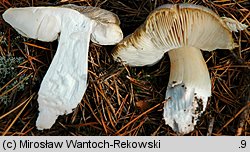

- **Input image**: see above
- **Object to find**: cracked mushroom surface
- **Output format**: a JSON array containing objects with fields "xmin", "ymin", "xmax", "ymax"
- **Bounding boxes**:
[
  {"xmin": 2, "ymin": 4, "xmax": 123, "ymax": 130},
  {"xmin": 112, "ymin": 4, "xmax": 247, "ymax": 134}
]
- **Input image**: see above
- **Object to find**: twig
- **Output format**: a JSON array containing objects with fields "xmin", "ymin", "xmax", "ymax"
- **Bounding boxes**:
[
  {"xmin": 217, "ymin": 101, "xmax": 250, "ymax": 134},
  {"xmin": 2, "ymin": 93, "xmax": 35, "ymax": 136},
  {"xmin": 115, "ymin": 101, "xmax": 162, "ymax": 135}
]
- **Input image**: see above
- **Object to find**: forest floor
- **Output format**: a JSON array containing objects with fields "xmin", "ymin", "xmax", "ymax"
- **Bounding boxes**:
[{"xmin": 0, "ymin": 0, "xmax": 249, "ymax": 136}]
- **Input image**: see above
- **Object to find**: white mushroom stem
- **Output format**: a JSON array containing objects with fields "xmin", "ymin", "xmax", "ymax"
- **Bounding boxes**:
[
  {"xmin": 111, "ymin": 3, "xmax": 248, "ymax": 135},
  {"xmin": 164, "ymin": 47, "xmax": 211, "ymax": 134},
  {"xmin": 3, "ymin": 6, "xmax": 123, "ymax": 130},
  {"xmin": 36, "ymin": 16, "xmax": 94, "ymax": 130}
]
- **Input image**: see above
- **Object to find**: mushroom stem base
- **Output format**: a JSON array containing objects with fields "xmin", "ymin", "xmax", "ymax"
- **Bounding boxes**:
[{"xmin": 163, "ymin": 47, "xmax": 211, "ymax": 134}]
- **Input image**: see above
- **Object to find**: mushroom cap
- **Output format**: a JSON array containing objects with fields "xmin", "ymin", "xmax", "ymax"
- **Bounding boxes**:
[
  {"xmin": 112, "ymin": 4, "xmax": 234, "ymax": 66},
  {"xmin": 2, "ymin": 4, "xmax": 123, "ymax": 45},
  {"xmin": 62, "ymin": 4, "xmax": 120, "ymax": 24},
  {"xmin": 62, "ymin": 4, "xmax": 123, "ymax": 45},
  {"xmin": 2, "ymin": 7, "xmax": 62, "ymax": 42},
  {"xmin": 2, "ymin": 5, "xmax": 123, "ymax": 130}
]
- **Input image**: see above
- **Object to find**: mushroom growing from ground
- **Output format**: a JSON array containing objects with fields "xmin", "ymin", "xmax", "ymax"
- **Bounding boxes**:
[
  {"xmin": 2, "ymin": 4, "xmax": 123, "ymax": 130},
  {"xmin": 112, "ymin": 4, "xmax": 247, "ymax": 134}
]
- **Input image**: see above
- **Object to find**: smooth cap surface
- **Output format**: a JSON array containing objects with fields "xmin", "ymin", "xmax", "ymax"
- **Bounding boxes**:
[
  {"xmin": 2, "ymin": 7, "xmax": 62, "ymax": 42},
  {"xmin": 3, "ymin": 4, "xmax": 123, "ymax": 45}
]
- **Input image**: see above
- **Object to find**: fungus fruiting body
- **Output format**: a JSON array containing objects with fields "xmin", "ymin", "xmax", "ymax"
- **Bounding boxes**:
[
  {"xmin": 112, "ymin": 4, "xmax": 247, "ymax": 134},
  {"xmin": 3, "ymin": 4, "xmax": 123, "ymax": 130}
]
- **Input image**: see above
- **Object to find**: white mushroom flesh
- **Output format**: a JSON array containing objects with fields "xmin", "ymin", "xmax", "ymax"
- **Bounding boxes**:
[
  {"xmin": 36, "ymin": 13, "xmax": 94, "ymax": 130},
  {"xmin": 3, "ymin": 6, "xmax": 123, "ymax": 130}
]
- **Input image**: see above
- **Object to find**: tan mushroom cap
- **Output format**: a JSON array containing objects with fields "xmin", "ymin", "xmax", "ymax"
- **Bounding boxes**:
[
  {"xmin": 112, "ymin": 4, "xmax": 234, "ymax": 66},
  {"xmin": 62, "ymin": 4, "xmax": 120, "ymax": 24},
  {"xmin": 61, "ymin": 4, "xmax": 122, "ymax": 45}
]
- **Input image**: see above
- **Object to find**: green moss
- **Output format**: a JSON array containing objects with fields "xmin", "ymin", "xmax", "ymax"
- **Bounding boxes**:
[{"xmin": 0, "ymin": 55, "xmax": 28, "ymax": 105}]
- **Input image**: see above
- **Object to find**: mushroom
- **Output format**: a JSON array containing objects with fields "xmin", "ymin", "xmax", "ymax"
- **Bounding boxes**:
[
  {"xmin": 2, "ymin": 4, "xmax": 123, "ymax": 130},
  {"xmin": 112, "ymin": 4, "xmax": 247, "ymax": 134}
]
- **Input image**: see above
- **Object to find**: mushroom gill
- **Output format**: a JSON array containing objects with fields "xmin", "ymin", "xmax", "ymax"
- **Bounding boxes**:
[{"xmin": 112, "ymin": 4, "xmax": 247, "ymax": 134}]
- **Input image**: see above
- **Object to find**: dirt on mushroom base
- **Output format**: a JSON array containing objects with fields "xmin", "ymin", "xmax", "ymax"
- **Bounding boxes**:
[{"xmin": 0, "ymin": 0, "xmax": 249, "ymax": 136}]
